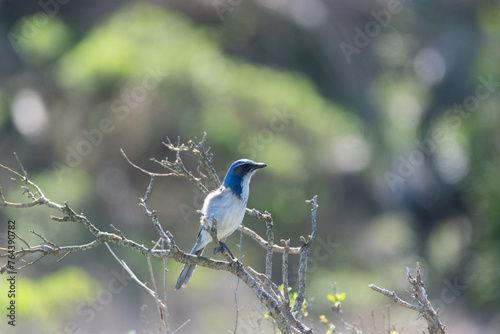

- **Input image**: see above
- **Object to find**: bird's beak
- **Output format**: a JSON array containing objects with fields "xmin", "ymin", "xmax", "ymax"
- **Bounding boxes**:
[{"xmin": 252, "ymin": 162, "xmax": 267, "ymax": 170}]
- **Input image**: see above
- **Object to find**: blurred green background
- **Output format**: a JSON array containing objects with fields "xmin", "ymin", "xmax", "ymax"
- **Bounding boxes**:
[{"xmin": 0, "ymin": 0, "xmax": 499, "ymax": 333}]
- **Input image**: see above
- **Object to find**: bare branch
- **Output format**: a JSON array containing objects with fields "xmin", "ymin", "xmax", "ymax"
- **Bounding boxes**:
[
  {"xmin": 189, "ymin": 132, "xmax": 221, "ymax": 188},
  {"xmin": 120, "ymin": 149, "xmax": 178, "ymax": 178},
  {"xmin": 0, "ymin": 134, "xmax": 319, "ymax": 334},
  {"xmin": 292, "ymin": 196, "xmax": 318, "ymax": 315},
  {"xmin": 248, "ymin": 266, "xmax": 282, "ymax": 302},
  {"xmin": 12, "ymin": 231, "xmax": 30, "ymax": 249},
  {"xmin": 368, "ymin": 285, "xmax": 421, "ymax": 311},
  {"xmin": 281, "ymin": 239, "xmax": 290, "ymax": 305},
  {"xmin": 30, "ymin": 229, "xmax": 57, "ymax": 247},
  {"xmin": 0, "ymin": 185, "xmax": 6, "ymax": 202},
  {"xmin": 232, "ymin": 228, "xmax": 244, "ymax": 334},
  {"xmin": 146, "ymin": 256, "xmax": 169, "ymax": 334},
  {"xmin": 172, "ymin": 319, "xmax": 191, "ymax": 334},
  {"xmin": 138, "ymin": 176, "xmax": 172, "ymax": 246},
  {"xmin": 0, "ymin": 163, "xmax": 23, "ymax": 180},
  {"xmin": 13, "ymin": 152, "xmax": 28, "ymax": 180},
  {"xmin": 57, "ymin": 251, "xmax": 72, "ymax": 263},
  {"xmin": 238, "ymin": 225, "xmax": 301, "ymax": 254},
  {"xmin": 246, "ymin": 207, "xmax": 273, "ymax": 223},
  {"xmin": 369, "ymin": 262, "xmax": 446, "ymax": 334},
  {"xmin": 0, "ymin": 239, "xmax": 103, "ymax": 273},
  {"xmin": 159, "ymin": 133, "xmax": 219, "ymax": 193},
  {"xmin": 265, "ymin": 217, "xmax": 274, "ymax": 280}
]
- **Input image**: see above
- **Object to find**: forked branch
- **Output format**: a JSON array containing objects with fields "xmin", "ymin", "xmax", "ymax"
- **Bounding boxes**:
[
  {"xmin": 0, "ymin": 134, "xmax": 319, "ymax": 334},
  {"xmin": 369, "ymin": 262, "xmax": 446, "ymax": 334}
]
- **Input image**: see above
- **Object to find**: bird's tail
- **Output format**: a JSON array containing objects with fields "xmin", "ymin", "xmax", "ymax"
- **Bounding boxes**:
[{"xmin": 175, "ymin": 246, "xmax": 205, "ymax": 290}]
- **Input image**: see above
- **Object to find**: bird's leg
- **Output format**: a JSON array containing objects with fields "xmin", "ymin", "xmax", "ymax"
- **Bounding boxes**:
[
  {"xmin": 213, "ymin": 243, "xmax": 223, "ymax": 254},
  {"xmin": 221, "ymin": 242, "xmax": 235, "ymax": 259},
  {"xmin": 213, "ymin": 237, "xmax": 224, "ymax": 254},
  {"xmin": 214, "ymin": 240, "xmax": 242, "ymax": 272},
  {"xmin": 213, "ymin": 238, "xmax": 237, "ymax": 259}
]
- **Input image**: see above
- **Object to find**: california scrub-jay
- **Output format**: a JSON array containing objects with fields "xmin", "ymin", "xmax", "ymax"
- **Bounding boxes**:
[{"xmin": 175, "ymin": 159, "xmax": 267, "ymax": 289}]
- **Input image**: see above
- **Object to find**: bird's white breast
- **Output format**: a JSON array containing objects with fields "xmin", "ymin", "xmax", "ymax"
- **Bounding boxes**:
[{"xmin": 197, "ymin": 186, "xmax": 248, "ymax": 249}]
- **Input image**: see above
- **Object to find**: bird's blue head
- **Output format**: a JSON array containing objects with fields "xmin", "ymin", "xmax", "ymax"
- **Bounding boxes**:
[{"xmin": 222, "ymin": 159, "xmax": 267, "ymax": 199}]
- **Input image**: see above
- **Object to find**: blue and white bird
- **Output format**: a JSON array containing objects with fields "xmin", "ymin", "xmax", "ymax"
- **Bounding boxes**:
[{"xmin": 175, "ymin": 159, "xmax": 267, "ymax": 289}]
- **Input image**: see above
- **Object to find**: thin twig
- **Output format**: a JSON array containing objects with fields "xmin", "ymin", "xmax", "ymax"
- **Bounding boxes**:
[
  {"xmin": 192, "ymin": 132, "xmax": 220, "ymax": 188},
  {"xmin": 57, "ymin": 251, "xmax": 72, "ymax": 262},
  {"xmin": 147, "ymin": 256, "xmax": 168, "ymax": 334},
  {"xmin": 292, "ymin": 196, "xmax": 318, "ymax": 315},
  {"xmin": 172, "ymin": 319, "xmax": 191, "ymax": 334},
  {"xmin": 139, "ymin": 176, "xmax": 171, "ymax": 245},
  {"xmin": 232, "ymin": 228, "xmax": 244, "ymax": 334},
  {"xmin": 238, "ymin": 225, "xmax": 301, "ymax": 254},
  {"xmin": 30, "ymin": 229, "xmax": 57, "ymax": 247},
  {"xmin": 0, "ymin": 135, "xmax": 318, "ymax": 334},
  {"xmin": 281, "ymin": 239, "xmax": 290, "ymax": 305},
  {"xmin": 12, "ymin": 231, "xmax": 30, "ymax": 249},
  {"xmin": 247, "ymin": 267, "xmax": 282, "ymax": 302},
  {"xmin": 161, "ymin": 239, "xmax": 170, "ymax": 333},
  {"xmin": 265, "ymin": 218, "xmax": 274, "ymax": 280},
  {"xmin": 369, "ymin": 285, "xmax": 421, "ymax": 311},
  {"xmin": 105, "ymin": 242, "xmax": 166, "ymax": 309},
  {"xmin": 14, "ymin": 152, "xmax": 28, "ymax": 181},
  {"xmin": 120, "ymin": 149, "xmax": 178, "ymax": 178}
]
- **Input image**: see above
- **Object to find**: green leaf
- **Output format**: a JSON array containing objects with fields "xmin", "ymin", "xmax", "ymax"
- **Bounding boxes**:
[{"xmin": 327, "ymin": 292, "xmax": 346, "ymax": 304}]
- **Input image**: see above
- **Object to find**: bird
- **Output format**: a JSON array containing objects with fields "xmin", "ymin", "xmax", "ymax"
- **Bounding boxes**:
[{"xmin": 175, "ymin": 159, "xmax": 267, "ymax": 290}]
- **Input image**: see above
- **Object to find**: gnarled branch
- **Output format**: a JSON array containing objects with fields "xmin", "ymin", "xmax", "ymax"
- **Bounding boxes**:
[
  {"xmin": 0, "ymin": 135, "xmax": 319, "ymax": 334},
  {"xmin": 369, "ymin": 262, "xmax": 446, "ymax": 334}
]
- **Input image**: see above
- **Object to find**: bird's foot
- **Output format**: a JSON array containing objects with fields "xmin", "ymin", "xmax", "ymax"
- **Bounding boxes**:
[
  {"xmin": 213, "ymin": 241, "xmax": 235, "ymax": 259},
  {"xmin": 234, "ymin": 258, "xmax": 242, "ymax": 272}
]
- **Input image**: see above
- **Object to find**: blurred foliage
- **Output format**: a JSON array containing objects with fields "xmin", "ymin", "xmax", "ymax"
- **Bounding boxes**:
[
  {"xmin": 0, "ymin": 266, "xmax": 99, "ymax": 333},
  {"xmin": 0, "ymin": 0, "xmax": 499, "ymax": 333},
  {"xmin": 14, "ymin": 17, "xmax": 74, "ymax": 65},
  {"xmin": 44, "ymin": 2, "xmax": 361, "ymax": 229}
]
